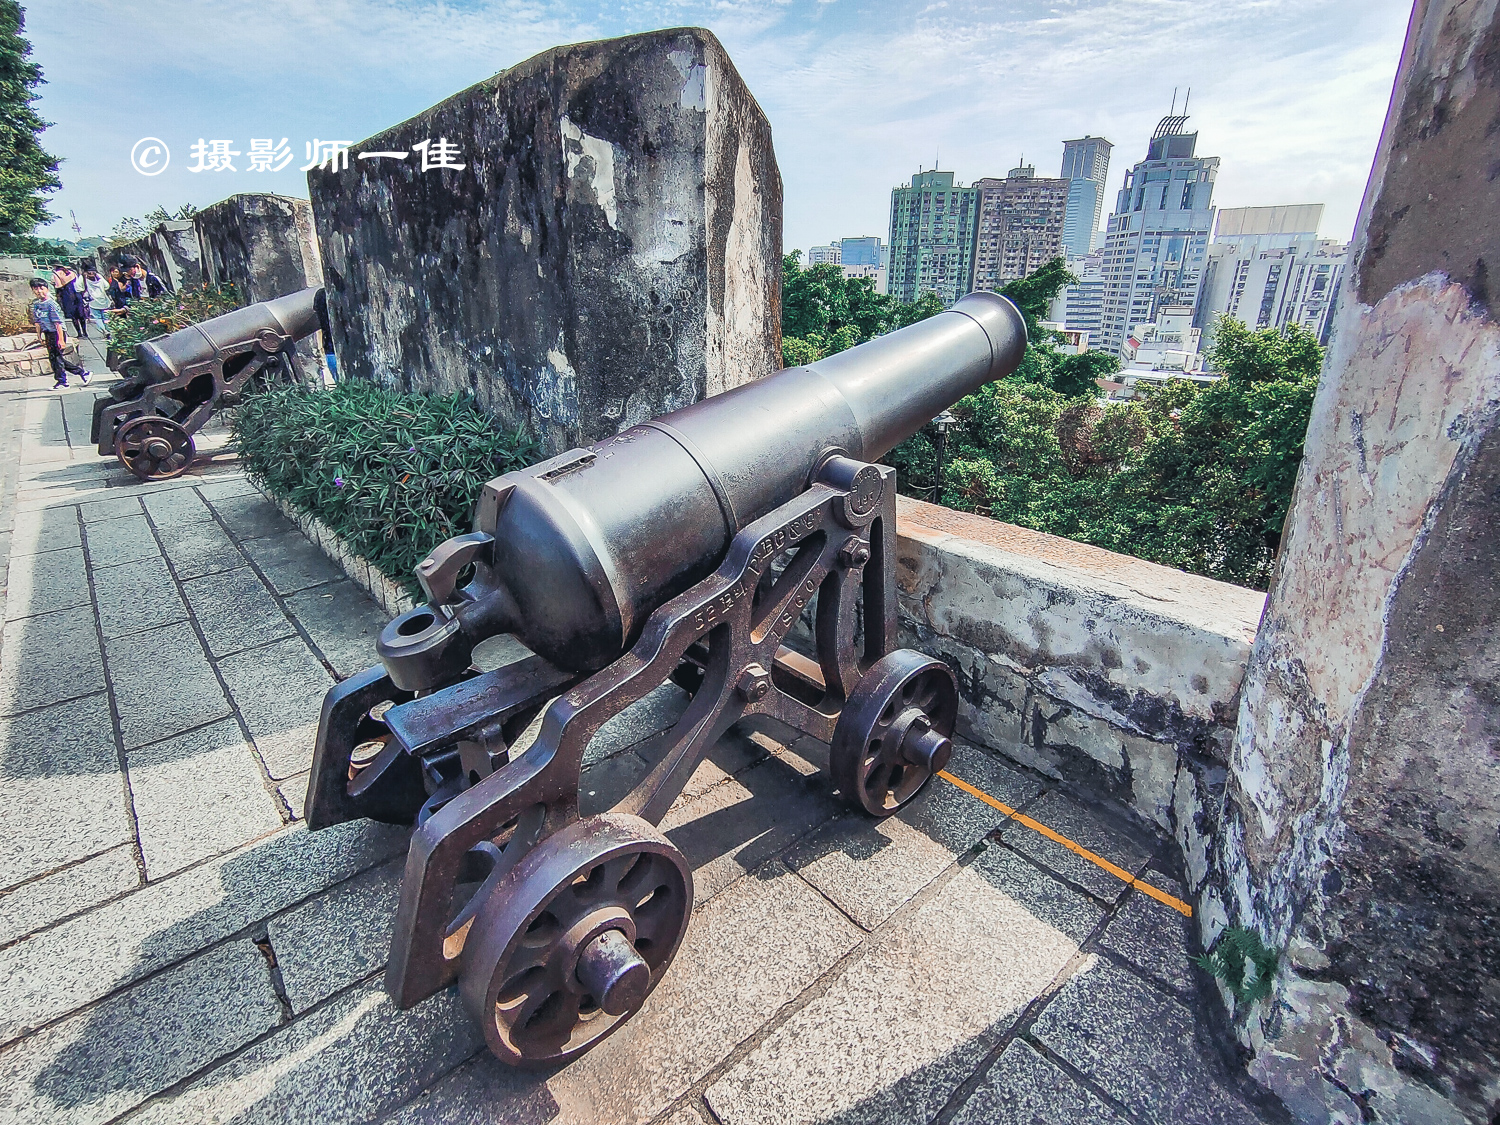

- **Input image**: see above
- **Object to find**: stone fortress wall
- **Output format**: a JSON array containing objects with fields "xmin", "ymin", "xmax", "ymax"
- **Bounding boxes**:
[{"xmin": 142, "ymin": 10, "xmax": 1497, "ymax": 1120}]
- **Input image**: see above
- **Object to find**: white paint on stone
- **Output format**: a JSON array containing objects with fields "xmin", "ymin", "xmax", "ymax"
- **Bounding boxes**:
[{"xmin": 560, "ymin": 114, "xmax": 619, "ymax": 231}]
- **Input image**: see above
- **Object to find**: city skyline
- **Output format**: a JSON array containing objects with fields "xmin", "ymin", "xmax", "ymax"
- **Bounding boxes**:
[{"xmin": 26, "ymin": 0, "xmax": 1409, "ymax": 257}]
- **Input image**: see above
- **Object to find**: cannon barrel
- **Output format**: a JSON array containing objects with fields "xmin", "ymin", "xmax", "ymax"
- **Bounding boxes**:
[
  {"xmin": 379, "ymin": 291, "xmax": 1027, "ymax": 688},
  {"xmin": 133, "ymin": 287, "xmax": 322, "ymax": 383}
]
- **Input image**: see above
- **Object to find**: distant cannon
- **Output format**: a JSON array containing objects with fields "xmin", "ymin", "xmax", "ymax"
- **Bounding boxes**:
[
  {"xmin": 91, "ymin": 287, "xmax": 328, "ymax": 481},
  {"xmin": 304, "ymin": 292, "xmax": 1027, "ymax": 1066}
]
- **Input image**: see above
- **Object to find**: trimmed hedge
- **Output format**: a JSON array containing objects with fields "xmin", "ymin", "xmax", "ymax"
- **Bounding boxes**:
[{"xmin": 234, "ymin": 382, "xmax": 541, "ymax": 592}]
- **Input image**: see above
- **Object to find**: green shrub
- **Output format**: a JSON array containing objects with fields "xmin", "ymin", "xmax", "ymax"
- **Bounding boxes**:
[
  {"xmin": 110, "ymin": 283, "xmax": 242, "ymax": 351},
  {"xmin": 234, "ymin": 381, "xmax": 542, "ymax": 593}
]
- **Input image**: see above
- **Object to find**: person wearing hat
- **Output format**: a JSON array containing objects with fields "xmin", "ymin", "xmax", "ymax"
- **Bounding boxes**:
[{"xmin": 29, "ymin": 277, "xmax": 90, "ymax": 388}]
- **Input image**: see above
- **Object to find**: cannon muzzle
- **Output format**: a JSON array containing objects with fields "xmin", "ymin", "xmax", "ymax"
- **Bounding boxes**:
[
  {"xmin": 379, "ymin": 291, "xmax": 1026, "ymax": 688},
  {"xmin": 133, "ymin": 287, "xmax": 323, "ymax": 385}
]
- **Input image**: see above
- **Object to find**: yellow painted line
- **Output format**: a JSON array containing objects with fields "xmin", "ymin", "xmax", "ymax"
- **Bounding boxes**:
[{"xmin": 937, "ymin": 769, "xmax": 1193, "ymax": 918}]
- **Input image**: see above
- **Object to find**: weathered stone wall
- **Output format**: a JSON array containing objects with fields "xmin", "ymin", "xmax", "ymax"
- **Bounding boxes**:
[
  {"xmin": 194, "ymin": 194, "xmax": 324, "ymax": 374},
  {"xmin": 147, "ymin": 221, "xmax": 203, "ymax": 291},
  {"xmin": 308, "ymin": 27, "xmax": 782, "ymax": 456},
  {"xmin": 1199, "ymin": 1, "xmax": 1500, "ymax": 1120},
  {"xmin": 895, "ymin": 498, "xmax": 1264, "ymax": 841},
  {"xmin": 103, "ymin": 222, "xmax": 204, "ymax": 292},
  {"xmin": 194, "ymin": 194, "xmax": 322, "ymax": 304}
]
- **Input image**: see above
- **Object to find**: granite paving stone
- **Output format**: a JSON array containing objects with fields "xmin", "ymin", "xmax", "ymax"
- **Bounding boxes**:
[
  {"xmin": 208, "ymin": 492, "xmax": 297, "ymax": 541},
  {"xmin": 1100, "ymin": 873, "xmax": 1199, "ymax": 995},
  {"xmin": 91, "ymin": 555, "xmax": 189, "ymax": 640},
  {"xmin": 105, "ymin": 621, "xmax": 230, "ymax": 750},
  {"xmin": 0, "ymin": 817, "xmax": 406, "ymax": 1045},
  {"xmin": 999, "ymin": 789, "xmax": 1154, "ymax": 902},
  {"xmin": 280, "ymin": 771, "xmax": 309, "ymax": 820},
  {"xmin": 196, "ymin": 476, "xmax": 258, "ymax": 502},
  {"xmin": 7, "ymin": 506, "xmax": 80, "ymax": 557},
  {"xmin": 785, "ymin": 813, "xmax": 959, "ymax": 931},
  {"xmin": 950, "ymin": 1039, "xmax": 1130, "ymax": 1125},
  {"xmin": 127, "ymin": 982, "xmax": 481, "ymax": 1125},
  {"xmin": 586, "ymin": 682, "xmax": 692, "ymax": 764},
  {"xmin": 76, "ymin": 495, "xmax": 142, "ymax": 524},
  {"xmin": 0, "ymin": 606, "xmax": 107, "ymax": 719},
  {"xmin": 439, "ymin": 862, "xmax": 862, "ymax": 1125},
  {"xmin": 0, "ymin": 845, "xmax": 138, "ymax": 946},
  {"xmin": 217, "ymin": 635, "xmax": 335, "ymax": 779},
  {"xmin": 4, "ymin": 545, "xmax": 88, "ymax": 620},
  {"xmin": 268, "ymin": 858, "xmax": 404, "ymax": 1013},
  {"xmin": 153, "ymin": 518, "xmax": 243, "ymax": 581},
  {"xmin": 284, "ymin": 580, "xmax": 389, "ymax": 679},
  {"xmin": 182, "ymin": 566, "xmax": 295, "ymax": 658},
  {"xmin": 705, "ymin": 855, "xmax": 1098, "ymax": 1125},
  {"xmin": 241, "ymin": 530, "xmax": 344, "ymax": 595},
  {"xmin": 785, "ymin": 739, "xmax": 1044, "ymax": 931},
  {"xmin": 0, "ymin": 939, "xmax": 281, "ymax": 1125},
  {"xmin": 1031, "ymin": 957, "xmax": 1264, "ymax": 1125},
  {"xmin": 127, "ymin": 717, "xmax": 285, "ymax": 879},
  {"xmin": 661, "ymin": 747, "xmax": 842, "ymax": 904},
  {"xmin": 141, "ymin": 486, "xmax": 216, "ymax": 525},
  {"xmin": 376, "ymin": 1057, "xmax": 553, "ymax": 1125},
  {"xmin": 974, "ymin": 844, "xmax": 1107, "ymax": 943},
  {"xmin": 82, "ymin": 513, "xmax": 160, "ymax": 569},
  {"xmin": 904, "ymin": 737, "xmax": 1043, "ymax": 848}
]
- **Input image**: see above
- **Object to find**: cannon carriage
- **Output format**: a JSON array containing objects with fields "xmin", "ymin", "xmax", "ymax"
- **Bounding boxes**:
[
  {"xmin": 304, "ymin": 292, "xmax": 1027, "ymax": 1065},
  {"xmin": 91, "ymin": 287, "xmax": 329, "ymax": 481}
]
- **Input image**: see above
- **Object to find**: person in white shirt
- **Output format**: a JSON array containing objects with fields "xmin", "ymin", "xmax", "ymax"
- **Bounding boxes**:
[{"xmin": 82, "ymin": 266, "xmax": 111, "ymax": 337}]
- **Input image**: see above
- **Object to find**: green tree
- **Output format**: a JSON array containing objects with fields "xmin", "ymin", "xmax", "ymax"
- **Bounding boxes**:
[
  {"xmin": 0, "ymin": 2, "xmax": 59, "ymax": 241},
  {"xmin": 1052, "ymin": 350, "xmax": 1120, "ymax": 398},
  {"xmin": 1207, "ymin": 316, "xmax": 1323, "ymax": 384}
]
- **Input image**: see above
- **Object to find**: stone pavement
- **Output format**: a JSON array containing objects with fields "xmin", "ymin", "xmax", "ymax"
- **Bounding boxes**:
[{"xmin": 0, "ymin": 345, "xmax": 1287, "ymax": 1125}]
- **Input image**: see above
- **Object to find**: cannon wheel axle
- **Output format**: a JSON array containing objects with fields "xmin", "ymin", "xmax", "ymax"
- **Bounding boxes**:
[
  {"xmin": 459, "ymin": 813, "xmax": 692, "ymax": 1067},
  {"xmin": 114, "ymin": 416, "xmax": 195, "ymax": 481}
]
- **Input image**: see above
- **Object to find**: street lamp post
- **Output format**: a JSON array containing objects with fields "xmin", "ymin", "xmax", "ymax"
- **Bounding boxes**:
[{"xmin": 932, "ymin": 410, "xmax": 955, "ymax": 504}]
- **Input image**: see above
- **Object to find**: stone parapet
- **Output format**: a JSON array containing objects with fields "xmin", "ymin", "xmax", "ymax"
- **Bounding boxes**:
[
  {"xmin": 308, "ymin": 27, "xmax": 782, "ymax": 457},
  {"xmin": 894, "ymin": 496, "xmax": 1264, "ymax": 838}
]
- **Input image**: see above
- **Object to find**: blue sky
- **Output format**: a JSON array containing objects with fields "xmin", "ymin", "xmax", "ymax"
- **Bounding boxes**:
[{"xmin": 26, "ymin": 0, "xmax": 1411, "ymax": 253}]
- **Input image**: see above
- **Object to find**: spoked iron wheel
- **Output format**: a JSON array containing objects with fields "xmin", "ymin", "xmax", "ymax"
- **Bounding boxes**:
[
  {"xmin": 459, "ymin": 813, "xmax": 692, "ymax": 1067},
  {"xmin": 830, "ymin": 650, "xmax": 959, "ymax": 816},
  {"xmin": 114, "ymin": 416, "xmax": 195, "ymax": 481}
]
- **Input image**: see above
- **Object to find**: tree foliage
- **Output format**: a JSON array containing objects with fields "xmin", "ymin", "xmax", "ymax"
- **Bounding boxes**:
[
  {"xmin": 884, "ymin": 263, "xmax": 1323, "ymax": 588},
  {"xmin": 0, "ymin": 2, "xmax": 59, "ymax": 239}
]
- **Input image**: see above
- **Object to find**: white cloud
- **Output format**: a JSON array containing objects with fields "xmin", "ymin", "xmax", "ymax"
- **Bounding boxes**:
[{"xmin": 26, "ymin": 0, "xmax": 1409, "ymax": 248}]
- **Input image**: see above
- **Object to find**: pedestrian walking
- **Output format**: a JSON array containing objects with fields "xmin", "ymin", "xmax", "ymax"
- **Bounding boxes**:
[
  {"xmin": 30, "ymin": 278, "xmax": 90, "ymax": 388},
  {"xmin": 51, "ymin": 263, "xmax": 88, "ymax": 338},
  {"xmin": 83, "ymin": 266, "xmax": 111, "ymax": 336}
]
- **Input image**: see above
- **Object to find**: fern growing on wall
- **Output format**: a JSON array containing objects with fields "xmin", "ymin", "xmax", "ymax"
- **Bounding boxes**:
[{"xmin": 1195, "ymin": 926, "xmax": 1280, "ymax": 1003}]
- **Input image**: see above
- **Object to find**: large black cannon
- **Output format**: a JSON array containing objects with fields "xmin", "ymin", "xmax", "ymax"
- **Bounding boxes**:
[
  {"xmin": 91, "ymin": 287, "xmax": 329, "ymax": 480},
  {"xmin": 305, "ymin": 292, "xmax": 1027, "ymax": 1065}
]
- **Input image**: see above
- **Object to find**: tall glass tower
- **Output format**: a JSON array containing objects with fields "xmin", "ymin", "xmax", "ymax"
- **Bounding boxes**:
[
  {"xmin": 1060, "ymin": 136, "xmax": 1113, "ymax": 258},
  {"xmin": 1096, "ymin": 116, "xmax": 1218, "ymax": 355}
]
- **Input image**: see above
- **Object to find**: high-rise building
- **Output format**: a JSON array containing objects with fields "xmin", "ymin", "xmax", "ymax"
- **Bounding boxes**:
[
  {"xmin": 804, "ymin": 237, "xmax": 889, "ymax": 293},
  {"xmin": 970, "ymin": 164, "xmax": 1068, "ymax": 292},
  {"xmin": 836, "ymin": 236, "xmax": 888, "ymax": 294},
  {"xmin": 1060, "ymin": 136, "xmax": 1113, "ymax": 259},
  {"xmin": 1097, "ymin": 114, "xmax": 1219, "ymax": 355},
  {"xmin": 1049, "ymin": 250, "xmax": 1107, "ymax": 340},
  {"xmin": 887, "ymin": 170, "xmax": 980, "ymax": 306},
  {"xmin": 1195, "ymin": 207, "xmax": 1347, "ymax": 349}
]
